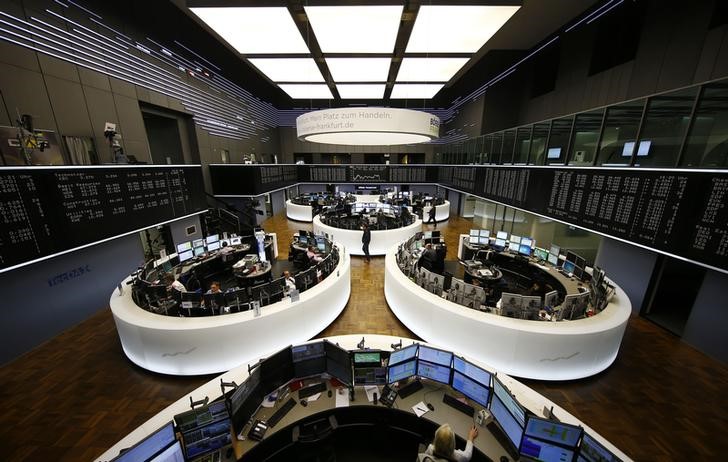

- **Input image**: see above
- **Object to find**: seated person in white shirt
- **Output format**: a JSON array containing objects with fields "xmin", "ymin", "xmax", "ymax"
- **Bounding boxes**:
[
  {"xmin": 419, "ymin": 424, "xmax": 478, "ymax": 462},
  {"xmin": 164, "ymin": 273, "xmax": 186, "ymax": 292},
  {"xmin": 306, "ymin": 246, "xmax": 323, "ymax": 263},
  {"xmin": 205, "ymin": 281, "xmax": 222, "ymax": 295},
  {"xmin": 283, "ymin": 270, "xmax": 296, "ymax": 293}
]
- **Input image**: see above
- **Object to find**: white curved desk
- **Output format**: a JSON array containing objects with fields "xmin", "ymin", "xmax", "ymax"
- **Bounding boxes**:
[
  {"xmin": 384, "ymin": 245, "xmax": 631, "ymax": 380},
  {"xmin": 110, "ymin": 245, "xmax": 351, "ymax": 375},
  {"xmin": 95, "ymin": 334, "xmax": 631, "ymax": 462},
  {"xmin": 286, "ymin": 199, "xmax": 314, "ymax": 222},
  {"xmin": 313, "ymin": 215, "xmax": 422, "ymax": 256},
  {"xmin": 422, "ymin": 200, "xmax": 450, "ymax": 222}
]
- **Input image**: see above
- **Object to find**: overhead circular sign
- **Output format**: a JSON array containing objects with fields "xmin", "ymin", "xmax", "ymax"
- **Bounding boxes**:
[{"xmin": 296, "ymin": 107, "xmax": 440, "ymax": 145}]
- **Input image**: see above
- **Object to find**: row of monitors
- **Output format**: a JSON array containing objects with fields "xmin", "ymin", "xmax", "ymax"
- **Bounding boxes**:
[
  {"xmin": 296, "ymin": 231, "xmax": 327, "ymax": 251},
  {"xmin": 176, "ymin": 234, "xmax": 244, "ymax": 263},
  {"xmin": 109, "ymin": 420, "xmax": 183, "ymax": 462}
]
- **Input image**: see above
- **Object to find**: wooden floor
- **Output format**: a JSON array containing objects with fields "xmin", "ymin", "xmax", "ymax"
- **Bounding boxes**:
[{"xmin": 1, "ymin": 211, "xmax": 727, "ymax": 461}]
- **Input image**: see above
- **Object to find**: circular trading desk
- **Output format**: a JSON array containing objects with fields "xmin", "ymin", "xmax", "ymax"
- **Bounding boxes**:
[
  {"xmin": 95, "ymin": 334, "xmax": 631, "ymax": 462},
  {"xmin": 313, "ymin": 215, "xmax": 422, "ymax": 256},
  {"xmin": 384, "ymin": 244, "xmax": 631, "ymax": 381},
  {"xmin": 285, "ymin": 199, "xmax": 314, "ymax": 222},
  {"xmin": 110, "ymin": 243, "xmax": 351, "ymax": 376}
]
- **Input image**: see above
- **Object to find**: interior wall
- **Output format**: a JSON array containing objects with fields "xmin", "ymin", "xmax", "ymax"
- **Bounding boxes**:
[
  {"xmin": 169, "ymin": 215, "xmax": 203, "ymax": 247},
  {"xmin": 270, "ymin": 190, "xmax": 286, "ymax": 216},
  {"xmin": 0, "ymin": 234, "xmax": 144, "ymax": 365},
  {"xmin": 682, "ymin": 270, "xmax": 728, "ymax": 363}
]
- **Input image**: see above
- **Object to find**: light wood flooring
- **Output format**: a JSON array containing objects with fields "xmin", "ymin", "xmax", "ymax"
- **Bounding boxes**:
[{"xmin": 0, "ymin": 212, "xmax": 726, "ymax": 461}]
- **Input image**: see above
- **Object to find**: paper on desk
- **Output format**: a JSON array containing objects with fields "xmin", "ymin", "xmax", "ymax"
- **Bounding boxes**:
[
  {"xmin": 412, "ymin": 401, "xmax": 430, "ymax": 417},
  {"xmin": 364, "ymin": 385, "xmax": 379, "ymax": 402},
  {"xmin": 335, "ymin": 389, "xmax": 349, "ymax": 408},
  {"xmin": 305, "ymin": 392, "xmax": 322, "ymax": 402}
]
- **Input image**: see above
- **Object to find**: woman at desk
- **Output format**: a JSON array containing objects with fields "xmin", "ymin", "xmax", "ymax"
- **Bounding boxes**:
[{"xmin": 419, "ymin": 423, "xmax": 479, "ymax": 462}]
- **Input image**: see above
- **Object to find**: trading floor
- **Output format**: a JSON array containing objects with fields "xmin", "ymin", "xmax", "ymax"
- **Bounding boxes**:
[{"xmin": 0, "ymin": 211, "xmax": 726, "ymax": 462}]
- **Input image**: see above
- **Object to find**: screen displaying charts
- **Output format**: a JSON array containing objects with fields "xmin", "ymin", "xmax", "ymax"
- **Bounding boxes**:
[
  {"xmin": 489, "ymin": 393, "xmax": 524, "ymax": 449},
  {"xmin": 451, "ymin": 371, "xmax": 490, "ymax": 407},
  {"xmin": 453, "ymin": 356, "xmax": 491, "ymax": 386},
  {"xmin": 417, "ymin": 360, "xmax": 451, "ymax": 384},
  {"xmin": 578, "ymin": 432, "xmax": 622, "ymax": 462},
  {"xmin": 418, "ymin": 345, "xmax": 453, "ymax": 366},
  {"xmin": 389, "ymin": 344, "xmax": 417, "ymax": 365},
  {"xmin": 520, "ymin": 434, "xmax": 575, "ymax": 462},
  {"xmin": 388, "ymin": 359, "xmax": 417, "ymax": 383},
  {"xmin": 176, "ymin": 241, "xmax": 192, "ymax": 253},
  {"xmin": 525, "ymin": 416, "xmax": 582, "ymax": 447}
]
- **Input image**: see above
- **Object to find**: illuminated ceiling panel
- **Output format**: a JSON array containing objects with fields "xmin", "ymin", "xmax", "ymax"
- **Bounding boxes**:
[
  {"xmin": 304, "ymin": 5, "xmax": 403, "ymax": 53},
  {"xmin": 390, "ymin": 84, "xmax": 445, "ymax": 99},
  {"xmin": 278, "ymin": 84, "xmax": 333, "ymax": 99},
  {"xmin": 336, "ymin": 84, "xmax": 386, "ymax": 99},
  {"xmin": 190, "ymin": 7, "xmax": 308, "ymax": 54},
  {"xmin": 248, "ymin": 58, "xmax": 324, "ymax": 82},
  {"xmin": 396, "ymin": 57, "xmax": 470, "ymax": 82},
  {"xmin": 326, "ymin": 58, "xmax": 392, "ymax": 82}
]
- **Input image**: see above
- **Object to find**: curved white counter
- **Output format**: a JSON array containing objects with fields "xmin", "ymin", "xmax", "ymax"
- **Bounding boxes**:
[
  {"xmin": 95, "ymin": 333, "xmax": 631, "ymax": 462},
  {"xmin": 110, "ymin": 245, "xmax": 351, "ymax": 375},
  {"xmin": 313, "ymin": 215, "xmax": 422, "ymax": 256},
  {"xmin": 384, "ymin": 245, "xmax": 631, "ymax": 381},
  {"xmin": 423, "ymin": 201, "xmax": 450, "ymax": 222},
  {"xmin": 286, "ymin": 199, "xmax": 314, "ymax": 222}
]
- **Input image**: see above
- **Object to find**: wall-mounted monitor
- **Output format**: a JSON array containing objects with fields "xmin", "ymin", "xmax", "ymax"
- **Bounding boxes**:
[
  {"xmin": 622, "ymin": 140, "xmax": 651, "ymax": 157},
  {"xmin": 547, "ymin": 147, "xmax": 561, "ymax": 159},
  {"xmin": 176, "ymin": 241, "xmax": 192, "ymax": 253}
]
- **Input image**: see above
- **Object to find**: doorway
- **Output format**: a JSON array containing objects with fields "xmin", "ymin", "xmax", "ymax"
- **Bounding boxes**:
[{"xmin": 142, "ymin": 112, "xmax": 184, "ymax": 165}]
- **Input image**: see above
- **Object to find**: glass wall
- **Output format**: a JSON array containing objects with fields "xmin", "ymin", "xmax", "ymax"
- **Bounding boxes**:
[{"xmin": 439, "ymin": 76, "xmax": 727, "ymax": 170}]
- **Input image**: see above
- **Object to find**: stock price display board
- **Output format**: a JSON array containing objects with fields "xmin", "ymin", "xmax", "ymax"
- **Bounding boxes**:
[
  {"xmin": 0, "ymin": 166, "xmax": 206, "ymax": 273},
  {"xmin": 440, "ymin": 166, "xmax": 728, "ymax": 273},
  {"xmin": 348, "ymin": 165, "xmax": 389, "ymax": 183}
]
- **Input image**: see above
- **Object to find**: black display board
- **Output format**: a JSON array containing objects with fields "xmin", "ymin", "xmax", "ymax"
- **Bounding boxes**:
[
  {"xmin": 440, "ymin": 166, "xmax": 728, "ymax": 273},
  {"xmin": 0, "ymin": 165, "xmax": 206, "ymax": 272}
]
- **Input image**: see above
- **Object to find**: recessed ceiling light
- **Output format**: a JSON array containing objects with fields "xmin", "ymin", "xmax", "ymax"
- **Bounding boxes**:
[
  {"xmin": 248, "ymin": 58, "xmax": 324, "ymax": 82},
  {"xmin": 304, "ymin": 5, "xmax": 403, "ymax": 53},
  {"xmin": 390, "ymin": 84, "xmax": 444, "ymax": 99},
  {"xmin": 279, "ymin": 84, "xmax": 333, "ymax": 99},
  {"xmin": 396, "ymin": 57, "xmax": 469, "ymax": 82},
  {"xmin": 190, "ymin": 7, "xmax": 308, "ymax": 54},
  {"xmin": 336, "ymin": 84, "xmax": 386, "ymax": 99},
  {"xmin": 406, "ymin": 5, "xmax": 520, "ymax": 53},
  {"xmin": 326, "ymin": 58, "xmax": 392, "ymax": 82}
]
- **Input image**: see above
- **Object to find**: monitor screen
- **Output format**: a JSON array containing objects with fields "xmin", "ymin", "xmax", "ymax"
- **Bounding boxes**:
[
  {"xmin": 387, "ymin": 359, "xmax": 417, "ymax": 383},
  {"xmin": 494, "ymin": 238, "xmax": 507, "ymax": 249},
  {"xmin": 148, "ymin": 440, "xmax": 184, "ymax": 462},
  {"xmin": 621, "ymin": 141, "xmax": 635, "ymax": 157},
  {"xmin": 325, "ymin": 340, "xmax": 352, "ymax": 385},
  {"xmin": 636, "ymin": 140, "xmax": 651, "ymax": 156},
  {"xmin": 206, "ymin": 241, "xmax": 220, "ymax": 251},
  {"xmin": 547, "ymin": 147, "xmax": 561, "ymax": 159},
  {"xmin": 354, "ymin": 351, "xmax": 382, "ymax": 364},
  {"xmin": 299, "ymin": 235, "xmax": 308, "ymax": 246},
  {"xmin": 111, "ymin": 421, "xmax": 176, "ymax": 462},
  {"xmin": 206, "ymin": 234, "xmax": 219, "ymax": 244},
  {"xmin": 229, "ymin": 367, "xmax": 263, "ymax": 431},
  {"xmin": 176, "ymin": 241, "xmax": 192, "ymax": 253},
  {"xmin": 565, "ymin": 250, "xmax": 577, "ymax": 264},
  {"xmin": 431, "ymin": 231, "xmax": 441, "ymax": 238},
  {"xmin": 521, "ymin": 238, "xmax": 533, "ymax": 248},
  {"xmin": 490, "ymin": 394, "xmax": 524, "ymax": 449},
  {"xmin": 479, "ymin": 230, "xmax": 490, "ymax": 238},
  {"xmin": 453, "ymin": 356, "xmax": 491, "ymax": 386},
  {"xmin": 424, "ymin": 231, "xmax": 432, "ymax": 239},
  {"xmin": 418, "ymin": 345, "xmax": 453, "ymax": 366},
  {"xmin": 574, "ymin": 266, "xmax": 584, "ymax": 280},
  {"xmin": 525, "ymin": 416, "xmax": 582, "ymax": 447},
  {"xmin": 192, "ymin": 239, "xmax": 204, "ymax": 248},
  {"xmin": 574, "ymin": 255, "xmax": 586, "ymax": 270},
  {"xmin": 469, "ymin": 236, "xmax": 479, "ymax": 245},
  {"xmin": 178, "ymin": 250, "xmax": 193, "ymax": 262},
  {"xmin": 547, "ymin": 253, "xmax": 559, "ymax": 266},
  {"xmin": 389, "ymin": 344, "xmax": 417, "ymax": 365},
  {"xmin": 292, "ymin": 342, "xmax": 325, "ymax": 362},
  {"xmin": 469, "ymin": 229, "xmax": 479, "ymax": 237},
  {"xmin": 493, "ymin": 378, "xmax": 526, "ymax": 425},
  {"xmin": 317, "ymin": 241, "xmax": 326, "ymax": 252},
  {"xmin": 578, "ymin": 432, "xmax": 621, "ymax": 462},
  {"xmin": 496, "ymin": 231, "xmax": 508, "ymax": 240},
  {"xmin": 478, "ymin": 236, "xmax": 489, "ymax": 245},
  {"xmin": 417, "ymin": 360, "xmax": 451, "ymax": 384},
  {"xmin": 520, "ymin": 435, "xmax": 576, "ymax": 462},
  {"xmin": 544, "ymin": 290, "xmax": 559, "ymax": 308},
  {"xmin": 510, "ymin": 235, "xmax": 521, "ymax": 245},
  {"xmin": 193, "ymin": 247, "xmax": 205, "ymax": 257},
  {"xmin": 518, "ymin": 244, "xmax": 532, "ymax": 256},
  {"xmin": 452, "ymin": 371, "xmax": 490, "ymax": 407},
  {"xmin": 230, "ymin": 236, "xmax": 242, "ymax": 246},
  {"xmin": 534, "ymin": 248, "xmax": 549, "ymax": 261},
  {"xmin": 260, "ymin": 346, "xmax": 294, "ymax": 391},
  {"xmin": 563, "ymin": 260, "xmax": 576, "ymax": 274},
  {"xmin": 550, "ymin": 244, "xmax": 560, "ymax": 256}
]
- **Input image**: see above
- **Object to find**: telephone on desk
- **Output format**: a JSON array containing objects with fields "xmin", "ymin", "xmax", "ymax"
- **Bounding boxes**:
[{"xmin": 379, "ymin": 384, "xmax": 397, "ymax": 407}]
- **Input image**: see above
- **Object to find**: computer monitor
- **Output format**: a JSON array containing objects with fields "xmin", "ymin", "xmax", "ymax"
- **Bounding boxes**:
[
  {"xmin": 534, "ymin": 247, "xmax": 549, "ymax": 261},
  {"xmin": 550, "ymin": 244, "xmax": 560, "ymax": 257},
  {"xmin": 178, "ymin": 250, "xmax": 194, "ymax": 263},
  {"xmin": 176, "ymin": 241, "xmax": 192, "ymax": 253},
  {"xmin": 574, "ymin": 255, "xmax": 586, "ymax": 270},
  {"xmin": 469, "ymin": 235, "xmax": 480, "ymax": 245},
  {"xmin": 547, "ymin": 253, "xmax": 559, "ymax": 266},
  {"xmin": 269, "ymin": 277, "xmax": 286, "ymax": 296},
  {"xmin": 298, "ymin": 235, "xmax": 308, "ymax": 246},
  {"xmin": 522, "ymin": 296, "xmax": 542, "ymax": 313},
  {"xmin": 496, "ymin": 231, "xmax": 508, "ymax": 240},
  {"xmin": 525, "ymin": 415, "xmax": 582, "ymax": 447},
  {"xmin": 565, "ymin": 250, "xmax": 577, "ymax": 264},
  {"xmin": 206, "ymin": 234, "xmax": 219, "ymax": 244},
  {"xmin": 431, "ymin": 230, "xmax": 441, "ymax": 238},
  {"xmin": 354, "ymin": 351, "xmax": 382, "ymax": 365},
  {"xmin": 451, "ymin": 371, "xmax": 490, "ymax": 407},
  {"xmin": 225, "ymin": 288, "xmax": 249, "ymax": 311},
  {"xmin": 493, "ymin": 377, "xmax": 526, "ymax": 424},
  {"xmin": 325, "ymin": 340, "xmax": 352, "ymax": 385},
  {"xmin": 230, "ymin": 236, "xmax": 242, "ymax": 246},
  {"xmin": 148, "ymin": 440, "xmax": 184, "ymax": 462},
  {"xmin": 249, "ymin": 283, "xmax": 271, "ymax": 305},
  {"xmin": 469, "ymin": 229, "xmax": 479, "ymax": 237},
  {"xmin": 206, "ymin": 241, "xmax": 221, "ymax": 251},
  {"xmin": 203, "ymin": 293, "xmax": 226, "ymax": 311},
  {"xmin": 578, "ymin": 432, "xmax": 621, "ymax": 462},
  {"xmin": 563, "ymin": 260, "xmax": 576, "ymax": 274},
  {"xmin": 547, "ymin": 147, "xmax": 561, "ymax": 159},
  {"xmin": 501, "ymin": 293, "xmax": 523, "ymax": 317},
  {"xmin": 479, "ymin": 230, "xmax": 490, "ymax": 238},
  {"xmin": 573, "ymin": 266, "xmax": 584, "ymax": 280},
  {"xmin": 184, "ymin": 422, "xmax": 231, "ymax": 460},
  {"xmin": 494, "ymin": 238, "xmax": 506, "ymax": 250},
  {"xmin": 260, "ymin": 346, "xmax": 294, "ymax": 391},
  {"xmin": 478, "ymin": 236, "xmax": 489, "ymax": 245},
  {"xmin": 510, "ymin": 235, "xmax": 521, "ymax": 246},
  {"xmin": 110, "ymin": 421, "xmax": 176, "ymax": 462},
  {"xmin": 490, "ymin": 393, "xmax": 524, "ymax": 450},
  {"xmin": 389, "ymin": 344, "xmax": 418, "ymax": 365},
  {"xmin": 417, "ymin": 345, "xmax": 453, "ymax": 366},
  {"xmin": 453, "ymin": 356, "xmax": 491, "ymax": 386},
  {"xmin": 520, "ymin": 434, "xmax": 576, "ymax": 462},
  {"xmin": 521, "ymin": 237, "xmax": 533, "ymax": 248},
  {"xmin": 544, "ymin": 290, "xmax": 559, "ymax": 308},
  {"xmin": 518, "ymin": 244, "xmax": 532, "ymax": 256},
  {"xmin": 193, "ymin": 239, "xmax": 204, "ymax": 248},
  {"xmin": 424, "ymin": 231, "xmax": 432, "ymax": 239},
  {"xmin": 180, "ymin": 292, "xmax": 202, "ymax": 310},
  {"xmin": 387, "ymin": 358, "xmax": 417, "ymax": 383},
  {"xmin": 193, "ymin": 246, "xmax": 205, "ymax": 257},
  {"xmin": 317, "ymin": 241, "xmax": 326, "ymax": 252},
  {"xmin": 292, "ymin": 341, "xmax": 326, "ymax": 378},
  {"xmin": 417, "ymin": 360, "xmax": 451, "ymax": 384}
]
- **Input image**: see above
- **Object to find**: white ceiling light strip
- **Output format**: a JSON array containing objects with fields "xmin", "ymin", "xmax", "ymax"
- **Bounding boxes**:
[
  {"xmin": 304, "ymin": 5, "xmax": 403, "ymax": 53},
  {"xmin": 396, "ymin": 57, "xmax": 470, "ymax": 82}
]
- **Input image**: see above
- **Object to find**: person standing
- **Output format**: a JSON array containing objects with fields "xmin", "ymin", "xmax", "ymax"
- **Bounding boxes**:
[
  {"xmin": 361, "ymin": 223, "xmax": 371, "ymax": 263},
  {"xmin": 426, "ymin": 204, "xmax": 437, "ymax": 227}
]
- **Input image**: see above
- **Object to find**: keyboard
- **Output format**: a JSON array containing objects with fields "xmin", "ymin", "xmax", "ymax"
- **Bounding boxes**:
[
  {"xmin": 184, "ymin": 429, "xmax": 205, "ymax": 444},
  {"xmin": 267, "ymin": 398, "xmax": 296, "ymax": 427},
  {"xmin": 442, "ymin": 394, "xmax": 475, "ymax": 417},
  {"xmin": 299, "ymin": 382, "xmax": 327, "ymax": 399},
  {"xmin": 397, "ymin": 379, "xmax": 423, "ymax": 399}
]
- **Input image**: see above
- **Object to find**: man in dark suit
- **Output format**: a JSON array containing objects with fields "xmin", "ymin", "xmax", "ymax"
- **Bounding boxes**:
[{"xmin": 361, "ymin": 223, "xmax": 371, "ymax": 263}]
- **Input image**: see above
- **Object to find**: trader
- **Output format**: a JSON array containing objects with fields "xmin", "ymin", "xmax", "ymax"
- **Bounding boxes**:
[
  {"xmin": 361, "ymin": 223, "xmax": 371, "ymax": 263},
  {"xmin": 418, "ymin": 243, "xmax": 438, "ymax": 272},
  {"xmin": 419, "ymin": 423, "xmax": 478, "ymax": 462},
  {"xmin": 283, "ymin": 270, "xmax": 296, "ymax": 293},
  {"xmin": 163, "ymin": 273, "xmax": 186, "ymax": 293},
  {"xmin": 205, "ymin": 281, "xmax": 222, "ymax": 295},
  {"xmin": 307, "ymin": 246, "xmax": 323, "ymax": 264},
  {"xmin": 426, "ymin": 204, "xmax": 437, "ymax": 227}
]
